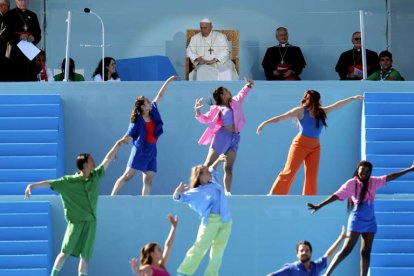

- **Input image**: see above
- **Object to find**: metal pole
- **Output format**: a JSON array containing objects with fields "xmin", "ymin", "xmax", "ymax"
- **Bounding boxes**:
[
  {"xmin": 64, "ymin": 11, "xmax": 71, "ymax": 82},
  {"xmin": 359, "ymin": 10, "xmax": 367, "ymax": 80}
]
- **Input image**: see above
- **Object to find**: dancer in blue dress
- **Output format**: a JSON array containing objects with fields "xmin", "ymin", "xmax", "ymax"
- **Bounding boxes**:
[
  {"xmin": 111, "ymin": 76, "xmax": 177, "ymax": 195},
  {"xmin": 307, "ymin": 160, "xmax": 414, "ymax": 276}
]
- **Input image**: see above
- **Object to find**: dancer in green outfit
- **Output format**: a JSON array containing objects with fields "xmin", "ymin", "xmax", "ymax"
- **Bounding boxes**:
[{"xmin": 25, "ymin": 138, "xmax": 126, "ymax": 276}]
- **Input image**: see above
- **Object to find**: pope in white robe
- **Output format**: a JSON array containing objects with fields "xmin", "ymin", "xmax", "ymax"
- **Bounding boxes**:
[{"xmin": 186, "ymin": 18, "xmax": 239, "ymax": 81}]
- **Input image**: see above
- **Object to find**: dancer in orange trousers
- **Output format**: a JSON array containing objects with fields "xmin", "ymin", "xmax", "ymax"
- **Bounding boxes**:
[{"xmin": 257, "ymin": 90, "xmax": 363, "ymax": 195}]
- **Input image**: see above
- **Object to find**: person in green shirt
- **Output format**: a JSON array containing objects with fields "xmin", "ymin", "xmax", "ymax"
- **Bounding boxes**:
[
  {"xmin": 25, "ymin": 138, "xmax": 126, "ymax": 276},
  {"xmin": 367, "ymin": 50, "xmax": 403, "ymax": 81},
  {"xmin": 54, "ymin": 58, "xmax": 85, "ymax": 81}
]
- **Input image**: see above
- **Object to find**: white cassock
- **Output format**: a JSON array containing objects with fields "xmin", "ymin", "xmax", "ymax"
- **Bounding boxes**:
[{"xmin": 186, "ymin": 31, "xmax": 239, "ymax": 81}]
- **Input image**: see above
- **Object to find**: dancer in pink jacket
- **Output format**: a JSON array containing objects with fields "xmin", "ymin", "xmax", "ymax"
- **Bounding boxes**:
[{"xmin": 194, "ymin": 77, "xmax": 254, "ymax": 195}]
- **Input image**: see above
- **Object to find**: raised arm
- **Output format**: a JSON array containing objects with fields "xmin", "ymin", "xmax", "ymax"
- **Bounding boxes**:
[
  {"xmin": 211, "ymin": 154, "xmax": 227, "ymax": 170},
  {"xmin": 307, "ymin": 194, "xmax": 339, "ymax": 213},
  {"xmin": 160, "ymin": 214, "xmax": 178, "ymax": 267},
  {"xmin": 232, "ymin": 77, "xmax": 254, "ymax": 103},
  {"xmin": 194, "ymin": 97, "xmax": 204, "ymax": 117},
  {"xmin": 323, "ymin": 95, "xmax": 364, "ymax": 114},
  {"xmin": 386, "ymin": 161, "xmax": 414, "ymax": 182},
  {"xmin": 25, "ymin": 181, "xmax": 51, "ymax": 199},
  {"xmin": 153, "ymin": 75, "xmax": 177, "ymax": 104},
  {"xmin": 256, "ymin": 107, "xmax": 302, "ymax": 135},
  {"xmin": 101, "ymin": 138, "xmax": 128, "ymax": 169},
  {"xmin": 323, "ymin": 225, "xmax": 346, "ymax": 259},
  {"xmin": 129, "ymin": 258, "xmax": 152, "ymax": 276},
  {"xmin": 172, "ymin": 182, "xmax": 188, "ymax": 201}
]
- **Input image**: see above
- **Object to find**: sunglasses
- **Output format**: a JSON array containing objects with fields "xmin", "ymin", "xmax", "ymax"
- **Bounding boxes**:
[{"xmin": 354, "ymin": 37, "xmax": 361, "ymax": 41}]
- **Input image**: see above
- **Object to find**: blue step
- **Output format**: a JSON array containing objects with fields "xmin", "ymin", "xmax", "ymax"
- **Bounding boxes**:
[
  {"xmin": 370, "ymin": 253, "xmax": 414, "ymax": 267},
  {"xmin": 376, "ymin": 212, "xmax": 414, "ymax": 225},
  {"xmin": 369, "ymin": 267, "xmax": 414, "ymax": 276},
  {"xmin": 0, "ymin": 226, "xmax": 49, "ymax": 240},
  {"xmin": 365, "ymin": 92, "xmax": 414, "ymax": 102},
  {"xmin": 0, "ymin": 143, "xmax": 57, "ymax": 156},
  {"xmin": 0, "ymin": 241, "xmax": 49, "ymax": 254},
  {"xmin": 0, "ymin": 213, "xmax": 50, "ymax": 227},
  {"xmin": 0, "ymin": 156, "xmax": 58, "ymax": 169},
  {"xmin": 0, "ymin": 169, "xmax": 57, "ymax": 182},
  {"xmin": 0, "ymin": 255, "xmax": 48, "ymax": 269},
  {"xmin": 0, "ymin": 94, "xmax": 60, "ymax": 104},
  {"xmin": 366, "ymin": 154, "xmax": 414, "ymax": 167},
  {"xmin": 372, "ymin": 239, "xmax": 414, "ymax": 253},
  {"xmin": 376, "ymin": 200, "xmax": 414, "ymax": 212},
  {"xmin": 0, "ymin": 118, "xmax": 59, "ymax": 130},
  {"xmin": 366, "ymin": 128, "xmax": 414, "ymax": 141},
  {"xmin": 0, "ymin": 130, "xmax": 58, "ymax": 143},
  {"xmin": 365, "ymin": 115, "xmax": 414, "ymax": 128},
  {"xmin": 365, "ymin": 103, "xmax": 414, "ymax": 115},
  {"xmin": 0, "ymin": 268, "xmax": 48, "ymax": 276},
  {"xmin": 376, "ymin": 225, "xmax": 414, "ymax": 239},
  {"xmin": 0, "ymin": 182, "xmax": 55, "ymax": 195},
  {"xmin": 378, "ymin": 181, "xmax": 414, "ymax": 194},
  {"xmin": 0, "ymin": 202, "xmax": 50, "ymax": 213},
  {"xmin": 366, "ymin": 141, "xmax": 414, "ymax": 154},
  {"xmin": 0, "ymin": 104, "xmax": 61, "ymax": 117}
]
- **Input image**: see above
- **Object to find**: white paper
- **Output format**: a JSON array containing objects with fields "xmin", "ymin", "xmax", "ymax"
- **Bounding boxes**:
[{"xmin": 17, "ymin": 40, "xmax": 41, "ymax": 61}]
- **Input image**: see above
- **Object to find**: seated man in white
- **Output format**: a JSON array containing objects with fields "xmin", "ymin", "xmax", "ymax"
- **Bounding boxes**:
[{"xmin": 186, "ymin": 17, "xmax": 239, "ymax": 81}]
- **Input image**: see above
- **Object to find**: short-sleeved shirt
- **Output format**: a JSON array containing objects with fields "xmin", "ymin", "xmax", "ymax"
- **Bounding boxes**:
[
  {"xmin": 49, "ymin": 164, "xmax": 105, "ymax": 222},
  {"xmin": 334, "ymin": 176, "xmax": 387, "ymax": 204},
  {"xmin": 269, "ymin": 257, "xmax": 327, "ymax": 276}
]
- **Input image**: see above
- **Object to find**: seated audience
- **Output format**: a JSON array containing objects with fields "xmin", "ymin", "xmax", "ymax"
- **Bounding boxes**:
[
  {"xmin": 262, "ymin": 27, "xmax": 306, "ymax": 80},
  {"xmin": 35, "ymin": 50, "xmax": 53, "ymax": 82},
  {"xmin": 367, "ymin": 50, "xmax": 403, "ymax": 81},
  {"xmin": 92, "ymin": 57, "xmax": 120, "ymax": 81},
  {"xmin": 54, "ymin": 58, "xmax": 85, "ymax": 81},
  {"xmin": 186, "ymin": 17, "xmax": 238, "ymax": 81},
  {"xmin": 335, "ymin": 31, "xmax": 378, "ymax": 80}
]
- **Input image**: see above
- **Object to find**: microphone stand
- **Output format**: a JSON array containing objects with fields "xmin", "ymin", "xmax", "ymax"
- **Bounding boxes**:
[{"xmin": 84, "ymin": 8, "xmax": 105, "ymax": 81}]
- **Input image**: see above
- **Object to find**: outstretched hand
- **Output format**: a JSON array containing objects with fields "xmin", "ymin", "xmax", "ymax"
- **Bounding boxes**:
[
  {"xmin": 194, "ymin": 98, "xmax": 204, "ymax": 111},
  {"xmin": 129, "ymin": 257, "xmax": 140, "ymax": 275},
  {"xmin": 24, "ymin": 184, "xmax": 32, "ymax": 199},
  {"xmin": 307, "ymin": 202, "xmax": 320, "ymax": 213},
  {"xmin": 167, "ymin": 214, "xmax": 178, "ymax": 227},
  {"xmin": 353, "ymin": 95, "xmax": 364, "ymax": 101},
  {"xmin": 174, "ymin": 182, "xmax": 188, "ymax": 194},
  {"xmin": 256, "ymin": 122, "xmax": 266, "ymax": 135},
  {"xmin": 244, "ymin": 77, "xmax": 254, "ymax": 87}
]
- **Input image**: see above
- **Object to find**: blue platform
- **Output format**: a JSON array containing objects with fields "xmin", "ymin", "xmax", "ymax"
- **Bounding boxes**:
[{"xmin": 116, "ymin": 55, "xmax": 178, "ymax": 81}]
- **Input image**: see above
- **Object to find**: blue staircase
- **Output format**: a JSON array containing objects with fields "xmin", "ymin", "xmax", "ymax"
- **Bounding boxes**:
[
  {"xmin": 0, "ymin": 94, "xmax": 64, "ymax": 195},
  {"xmin": 0, "ymin": 201, "xmax": 53, "ymax": 276},
  {"xmin": 364, "ymin": 92, "xmax": 414, "ymax": 276}
]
